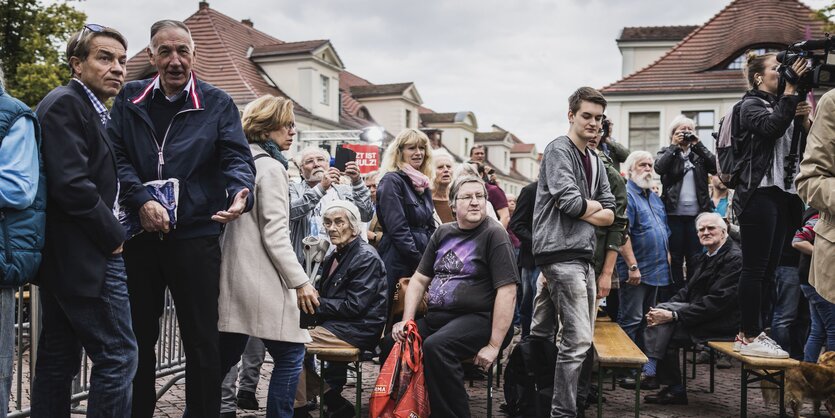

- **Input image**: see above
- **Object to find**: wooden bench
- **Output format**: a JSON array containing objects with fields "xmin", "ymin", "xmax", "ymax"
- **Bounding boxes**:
[
  {"xmin": 707, "ymin": 341, "xmax": 799, "ymax": 417},
  {"xmin": 593, "ymin": 320, "xmax": 648, "ymax": 418},
  {"xmin": 306, "ymin": 346, "xmax": 363, "ymax": 418}
]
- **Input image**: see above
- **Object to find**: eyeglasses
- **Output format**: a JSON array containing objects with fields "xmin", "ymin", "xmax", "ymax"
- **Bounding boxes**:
[
  {"xmin": 82, "ymin": 24, "xmax": 106, "ymax": 34},
  {"xmin": 456, "ymin": 193, "xmax": 486, "ymax": 203},
  {"xmin": 69, "ymin": 24, "xmax": 106, "ymax": 57}
]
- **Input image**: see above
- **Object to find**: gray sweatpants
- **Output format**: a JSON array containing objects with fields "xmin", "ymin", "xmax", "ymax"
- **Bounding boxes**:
[
  {"xmin": 220, "ymin": 337, "xmax": 266, "ymax": 413},
  {"xmin": 531, "ymin": 260, "xmax": 596, "ymax": 418}
]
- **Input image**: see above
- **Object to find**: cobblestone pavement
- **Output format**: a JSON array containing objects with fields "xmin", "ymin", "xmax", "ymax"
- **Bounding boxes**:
[{"xmin": 10, "ymin": 339, "xmax": 796, "ymax": 417}]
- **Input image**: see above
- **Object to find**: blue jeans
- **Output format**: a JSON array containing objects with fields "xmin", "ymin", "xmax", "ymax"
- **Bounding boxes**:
[
  {"xmin": 32, "ymin": 255, "xmax": 138, "ymax": 418},
  {"xmin": 519, "ymin": 266, "xmax": 540, "ymax": 337},
  {"xmin": 618, "ymin": 282, "xmax": 671, "ymax": 345},
  {"xmin": 801, "ymin": 284, "xmax": 835, "ymax": 362},
  {"xmin": 771, "ymin": 266, "xmax": 801, "ymax": 357},
  {"xmin": 220, "ymin": 332, "xmax": 305, "ymax": 418},
  {"xmin": 0, "ymin": 288, "xmax": 14, "ymax": 418}
]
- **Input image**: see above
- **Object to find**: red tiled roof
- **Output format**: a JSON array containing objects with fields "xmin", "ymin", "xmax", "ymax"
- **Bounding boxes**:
[
  {"xmin": 475, "ymin": 131, "xmax": 509, "ymax": 142},
  {"xmin": 602, "ymin": 0, "xmax": 827, "ymax": 95},
  {"xmin": 512, "ymin": 143, "xmax": 535, "ymax": 153},
  {"xmin": 617, "ymin": 26, "xmax": 698, "ymax": 42},
  {"xmin": 418, "ymin": 105, "xmax": 435, "ymax": 114},
  {"xmin": 350, "ymin": 83, "xmax": 413, "ymax": 98},
  {"xmin": 250, "ymin": 40, "xmax": 329, "ymax": 57},
  {"xmin": 420, "ymin": 112, "xmax": 458, "ymax": 124}
]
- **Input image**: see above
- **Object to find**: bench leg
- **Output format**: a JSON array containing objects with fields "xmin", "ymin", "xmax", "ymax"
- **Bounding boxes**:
[
  {"xmin": 709, "ymin": 348, "xmax": 715, "ymax": 393},
  {"xmin": 681, "ymin": 347, "xmax": 688, "ymax": 394},
  {"xmin": 597, "ymin": 367, "xmax": 603, "ymax": 418},
  {"xmin": 691, "ymin": 349, "xmax": 697, "ymax": 379},
  {"xmin": 487, "ymin": 365, "xmax": 493, "ymax": 418},
  {"xmin": 355, "ymin": 361, "xmax": 362, "ymax": 418},
  {"xmin": 634, "ymin": 368, "xmax": 641, "ymax": 418},
  {"xmin": 740, "ymin": 366, "xmax": 748, "ymax": 418},
  {"xmin": 779, "ymin": 371, "xmax": 785, "ymax": 418}
]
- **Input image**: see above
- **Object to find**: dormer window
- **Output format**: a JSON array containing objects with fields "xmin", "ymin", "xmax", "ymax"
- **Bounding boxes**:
[
  {"xmin": 320, "ymin": 75, "xmax": 330, "ymax": 105},
  {"xmin": 726, "ymin": 48, "xmax": 780, "ymax": 70}
]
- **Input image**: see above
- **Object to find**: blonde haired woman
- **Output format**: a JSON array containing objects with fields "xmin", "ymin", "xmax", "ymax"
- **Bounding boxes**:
[
  {"xmin": 376, "ymin": 129, "xmax": 436, "ymax": 300},
  {"xmin": 217, "ymin": 95, "xmax": 319, "ymax": 417}
]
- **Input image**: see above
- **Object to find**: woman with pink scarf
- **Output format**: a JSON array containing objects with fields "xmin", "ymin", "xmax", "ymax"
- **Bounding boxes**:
[{"xmin": 376, "ymin": 129, "xmax": 436, "ymax": 307}]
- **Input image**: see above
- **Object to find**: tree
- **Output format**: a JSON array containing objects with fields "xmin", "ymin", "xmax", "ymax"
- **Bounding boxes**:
[{"xmin": 0, "ymin": 0, "xmax": 86, "ymax": 106}]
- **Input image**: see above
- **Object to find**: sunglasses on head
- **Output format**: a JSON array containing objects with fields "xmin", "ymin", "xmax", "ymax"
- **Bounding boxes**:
[{"xmin": 82, "ymin": 23, "xmax": 106, "ymax": 34}]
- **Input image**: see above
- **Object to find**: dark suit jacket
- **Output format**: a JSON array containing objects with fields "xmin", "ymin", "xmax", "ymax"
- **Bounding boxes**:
[
  {"xmin": 34, "ymin": 80, "xmax": 125, "ymax": 297},
  {"xmin": 509, "ymin": 181, "xmax": 537, "ymax": 269}
]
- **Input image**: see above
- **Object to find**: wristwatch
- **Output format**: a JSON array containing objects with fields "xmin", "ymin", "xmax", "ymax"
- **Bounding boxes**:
[{"xmin": 628, "ymin": 264, "xmax": 639, "ymax": 272}]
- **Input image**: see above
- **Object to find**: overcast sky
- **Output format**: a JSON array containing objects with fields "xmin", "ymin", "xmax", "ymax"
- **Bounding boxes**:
[{"xmin": 60, "ymin": 0, "xmax": 830, "ymax": 150}]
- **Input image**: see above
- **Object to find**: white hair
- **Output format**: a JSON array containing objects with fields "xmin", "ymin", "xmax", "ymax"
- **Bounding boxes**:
[
  {"xmin": 624, "ymin": 150, "xmax": 654, "ymax": 179},
  {"xmin": 322, "ymin": 206, "xmax": 361, "ymax": 236},
  {"xmin": 294, "ymin": 146, "xmax": 330, "ymax": 167},
  {"xmin": 668, "ymin": 115, "xmax": 695, "ymax": 139},
  {"xmin": 695, "ymin": 212, "xmax": 727, "ymax": 233}
]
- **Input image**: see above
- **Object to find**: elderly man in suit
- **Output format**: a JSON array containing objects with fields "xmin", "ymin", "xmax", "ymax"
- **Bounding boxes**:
[{"xmin": 31, "ymin": 24, "xmax": 137, "ymax": 416}]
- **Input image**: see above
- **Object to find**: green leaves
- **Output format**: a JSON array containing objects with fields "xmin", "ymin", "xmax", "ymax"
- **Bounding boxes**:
[{"xmin": 0, "ymin": 0, "xmax": 86, "ymax": 106}]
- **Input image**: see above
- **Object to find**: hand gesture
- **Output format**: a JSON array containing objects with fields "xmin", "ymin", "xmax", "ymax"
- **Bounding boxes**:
[
  {"xmin": 473, "ymin": 343, "xmax": 500, "ymax": 371},
  {"xmin": 320, "ymin": 167, "xmax": 341, "ymax": 190},
  {"xmin": 212, "ymin": 188, "xmax": 250, "ymax": 224},
  {"xmin": 140, "ymin": 200, "xmax": 170, "ymax": 233},
  {"xmin": 296, "ymin": 282, "xmax": 320, "ymax": 315},
  {"xmin": 344, "ymin": 161, "xmax": 361, "ymax": 183},
  {"xmin": 786, "ymin": 58, "xmax": 809, "ymax": 88},
  {"xmin": 796, "ymin": 101, "xmax": 812, "ymax": 118},
  {"xmin": 597, "ymin": 271, "xmax": 612, "ymax": 299},
  {"xmin": 391, "ymin": 320, "xmax": 407, "ymax": 342},
  {"xmin": 646, "ymin": 307, "xmax": 673, "ymax": 327}
]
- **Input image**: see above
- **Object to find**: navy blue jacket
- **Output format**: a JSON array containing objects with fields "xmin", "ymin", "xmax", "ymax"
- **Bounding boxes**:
[
  {"xmin": 35, "ymin": 81, "xmax": 124, "ymax": 297},
  {"xmin": 107, "ymin": 75, "xmax": 255, "ymax": 239},
  {"xmin": 317, "ymin": 238, "xmax": 388, "ymax": 350},
  {"xmin": 376, "ymin": 170, "xmax": 436, "ymax": 284},
  {"xmin": 0, "ymin": 90, "xmax": 45, "ymax": 288}
]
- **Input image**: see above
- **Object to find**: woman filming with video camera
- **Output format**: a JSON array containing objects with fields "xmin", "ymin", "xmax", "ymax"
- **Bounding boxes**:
[
  {"xmin": 655, "ymin": 115, "xmax": 717, "ymax": 291},
  {"xmin": 733, "ymin": 51, "xmax": 811, "ymax": 359}
]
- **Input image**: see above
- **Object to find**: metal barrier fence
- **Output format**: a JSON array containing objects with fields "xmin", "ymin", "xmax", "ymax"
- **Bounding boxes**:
[{"xmin": 8, "ymin": 286, "xmax": 186, "ymax": 417}]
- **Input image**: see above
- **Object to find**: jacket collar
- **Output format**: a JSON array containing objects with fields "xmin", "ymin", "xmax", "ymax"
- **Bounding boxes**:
[
  {"xmin": 129, "ymin": 72, "xmax": 203, "ymax": 110},
  {"xmin": 321, "ymin": 237, "xmax": 362, "ymax": 284}
]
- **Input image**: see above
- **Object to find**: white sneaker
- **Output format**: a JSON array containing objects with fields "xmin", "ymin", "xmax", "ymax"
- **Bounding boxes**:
[
  {"xmin": 733, "ymin": 335, "xmax": 747, "ymax": 352},
  {"xmin": 739, "ymin": 333, "xmax": 789, "ymax": 359}
]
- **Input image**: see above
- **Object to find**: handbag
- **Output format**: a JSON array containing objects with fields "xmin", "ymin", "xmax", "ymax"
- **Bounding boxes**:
[
  {"xmin": 369, "ymin": 320, "xmax": 430, "ymax": 418},
  {"xmin": 391, "ymin": 277, "xmax": 428, "ymax": 317}
]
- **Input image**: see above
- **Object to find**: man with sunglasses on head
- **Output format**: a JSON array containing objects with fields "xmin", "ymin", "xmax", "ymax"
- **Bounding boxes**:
[
  {"xmin": 107, "ymin": 20, "xmax": 255, "ymax": 418},
  {"xmin": 31, "ymin": 24, "xmax": 137, "ymax": 416}
]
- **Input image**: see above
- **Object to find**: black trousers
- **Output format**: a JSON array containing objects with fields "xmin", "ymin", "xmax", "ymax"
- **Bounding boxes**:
[
  {"xmin": 124, "ymin": 235, "xmax": 222, "ymax": 418},
  {"xmin": 737, "ymin": 188, "xmax": 802, "ymax": 337},
  {"xmin": 667, "ymin": 215, "xmax": 702, "ymax": 291},
  {"xmin": 381, "ymin": 311, "xmax": 492, "ymax": 418}
]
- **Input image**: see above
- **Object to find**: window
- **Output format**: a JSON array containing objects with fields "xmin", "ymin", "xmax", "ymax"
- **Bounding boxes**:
[
  {"xmin": 628, "ymin": 112, "xmax": 660, "ymax": 152},
  {"xmin": 726, "ymin": 48, "xmax": 780, "ymax": 69},
  {"xmin": 405, "ymin": 109, "xmax": 412, "ymax": 128},
  {"xmin": 682, "ymin": 110, "xmax": 716, "ymax": 152},
  {"xmin": 320, "ymin": 75, "xmax": 329, "ymax": 105}
]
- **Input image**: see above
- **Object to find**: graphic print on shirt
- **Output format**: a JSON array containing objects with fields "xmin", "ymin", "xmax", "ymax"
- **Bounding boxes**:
[{"xmin": 427, "ymin": 236, "xmax": 476, "ymax": 308}]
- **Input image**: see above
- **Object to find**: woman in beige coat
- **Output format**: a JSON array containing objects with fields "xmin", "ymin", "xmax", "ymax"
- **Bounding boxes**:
[
  {"xmin": 797, "ymin": 88, "xmax": 835, "ymax": 305},
  {"xmin": 217, "ymin": 95, "xmax": 319, "ymax": 418}
]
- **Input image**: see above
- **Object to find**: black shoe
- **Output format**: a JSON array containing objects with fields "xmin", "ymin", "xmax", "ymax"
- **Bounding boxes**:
[
  {"xmin": 619, "ymin": 375, "xmax": 659, "ymax": 390},
  {"xmin": 323, "ymin": 390, "xmax": 354, "ymax": 417},
  {"xmin": 220, "ymin": 412, "xmax": 236, "ymax": 418},
  {"xmin": 716, "ymin": 353, "xmax": 733, "ymax": 369},
  {"xmin": 463, "ymin": 363, "xmax": 486, "ymax": 380},
  {"xmin": 293, "ymin": 408, "xmax": 313, "ymax": 418},
  {"xmin": 236, "ymin": 389, "xmax": 259, "ymax": 410},
  {"xmin": 645, "ymin": 387, "xmax": 688, "ymax": 405}
]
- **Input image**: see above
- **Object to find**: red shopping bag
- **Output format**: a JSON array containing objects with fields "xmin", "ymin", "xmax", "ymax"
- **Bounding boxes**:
[
  {"xmin": 393, "ymin": 321, "xmax": 430, "ymax": 418},
  {"xmin": 369, "ymin": 329, "xmax": 404, "ymax": 418}
]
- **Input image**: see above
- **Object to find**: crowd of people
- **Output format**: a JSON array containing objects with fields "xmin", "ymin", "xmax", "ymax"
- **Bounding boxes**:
[{"xmin": 1, "ymin": 18, "xmax": 835, "ymax": 418}]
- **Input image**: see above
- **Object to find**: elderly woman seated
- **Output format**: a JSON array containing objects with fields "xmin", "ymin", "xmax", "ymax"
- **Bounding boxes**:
[
  {"xmin": 620, "ymin": 212, "xmax": 742, "ymax": 405},
  {"xmin": 385, "ymin": 175, "xmax": 519, "ymax": 418},
  {"xmin": 294, "ymin": 200, "xmax": 387, "ymax": 418}
]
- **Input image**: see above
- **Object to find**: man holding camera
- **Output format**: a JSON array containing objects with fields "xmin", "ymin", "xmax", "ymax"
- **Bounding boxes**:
[{"xmin": 289, "ymin": 146, "xmax": 373, "ymax": 264}]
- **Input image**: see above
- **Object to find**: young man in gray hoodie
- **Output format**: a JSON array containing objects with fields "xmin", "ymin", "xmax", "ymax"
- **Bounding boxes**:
[{"xmin": 531, "ymin": 86, "xmax": 615, "ymax": 417}]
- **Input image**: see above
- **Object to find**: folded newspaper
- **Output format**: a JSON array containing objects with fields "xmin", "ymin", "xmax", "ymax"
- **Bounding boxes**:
[{"xmin": 120, "ymin": 178, "xmax": 179, "ymax": 238}]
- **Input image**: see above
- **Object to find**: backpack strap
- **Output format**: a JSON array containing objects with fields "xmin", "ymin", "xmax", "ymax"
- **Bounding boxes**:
[{"xmin": 253, "ymin": 153, "xmax": 270, "ymax": 161}]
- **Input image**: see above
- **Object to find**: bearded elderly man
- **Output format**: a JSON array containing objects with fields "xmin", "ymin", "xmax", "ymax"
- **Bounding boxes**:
[
  {"xmin": 616, "ymin": 151, "xmax": 673, "ymax": 345},
  {"xmin": 289, "ymin": 146, "xmax": 373, "ymax": 264},
  {"xmin": 621, "ymin": 212, "xmax": 742, "ymax": 405}
]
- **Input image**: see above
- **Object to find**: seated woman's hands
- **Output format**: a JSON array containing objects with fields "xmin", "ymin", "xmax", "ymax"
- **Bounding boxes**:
[
  {"xmin": 296, "ymin": 282, "xmax": 320, "ymax": 315},
  {"xmin": 391, "ymin": 320, "xmax": 408, "ymax": 343},
  {"xmin": 474, "ymin": 343, "xmax": 500, "ymax": 371}
]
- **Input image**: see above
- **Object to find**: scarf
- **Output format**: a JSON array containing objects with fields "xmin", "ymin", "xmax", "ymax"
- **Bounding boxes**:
[
  {"xmin": 259, "ymin": 141, "xmax": 289, "ymax": 169},
  {"xmin": 402, "ymin": 164, "xmax": 430, "ymax": 194}
]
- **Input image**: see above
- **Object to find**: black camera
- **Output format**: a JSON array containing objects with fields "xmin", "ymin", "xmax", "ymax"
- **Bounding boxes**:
[
  {"xmin": 601, "ymin": 118, "xmax": 611, "ymax": 140},
  {"xmin": 682, "ymin": 132, "xmax": 697, "ymax": 143},
  {"xmin": 777, "ymin": 34, "xmax": 835, "ymax": 95}
]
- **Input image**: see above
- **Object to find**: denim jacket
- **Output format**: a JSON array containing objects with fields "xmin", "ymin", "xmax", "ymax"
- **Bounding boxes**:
[{"xmin": 617, "ymin": 180, "xmax": 671, "ymax": 286}]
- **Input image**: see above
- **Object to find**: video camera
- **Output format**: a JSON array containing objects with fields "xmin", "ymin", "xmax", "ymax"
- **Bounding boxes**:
[{"xmin": 777, "ymin": 34, "xmax": 835, "ymax": 95}]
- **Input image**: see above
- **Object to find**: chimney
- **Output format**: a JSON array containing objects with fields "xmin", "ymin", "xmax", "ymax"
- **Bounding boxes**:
[
  {"xmin": 241, "ymin": 18, "xmax": 253, "ymax": 28},
  {"xmin": 198, "ymin": 1, "xmax": 209, "ymax": 10}
]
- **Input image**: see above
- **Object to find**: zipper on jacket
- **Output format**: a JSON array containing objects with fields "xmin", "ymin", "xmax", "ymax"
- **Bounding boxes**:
[
  {"xmin": 0, "ymin": 210, "xmax": 10, "ymax": 263},
  {"xmin": 154, "ymin": 108, "xmax": 201, "ymax": 180}
]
